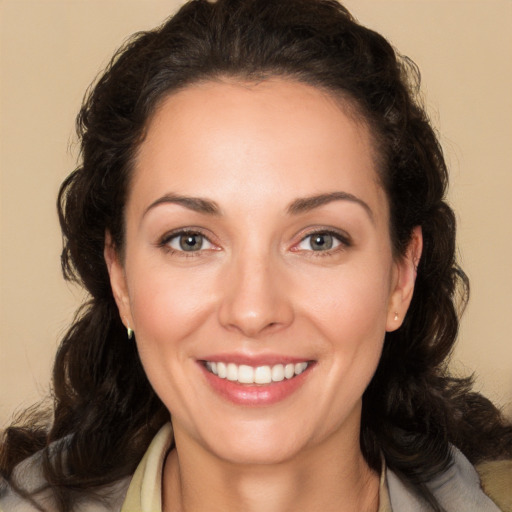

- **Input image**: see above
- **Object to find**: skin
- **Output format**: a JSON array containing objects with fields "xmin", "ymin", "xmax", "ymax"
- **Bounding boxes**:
[{"xmin": 105, "ymin": 79, "xmax": 422, "ymax": 511}]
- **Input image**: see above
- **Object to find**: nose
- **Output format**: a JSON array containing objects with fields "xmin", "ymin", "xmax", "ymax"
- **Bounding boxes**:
[{"xmin": 217, "ymin": 251, "xmax": 294, "ymax": 338}]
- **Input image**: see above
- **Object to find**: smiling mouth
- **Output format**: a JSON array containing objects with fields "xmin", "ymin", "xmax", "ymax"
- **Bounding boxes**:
[{"xmin": 203, "ymin": 361, "xmax": 311, "ymax": 385}]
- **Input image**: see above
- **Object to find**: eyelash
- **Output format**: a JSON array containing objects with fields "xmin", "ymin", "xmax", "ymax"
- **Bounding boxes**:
[
  {"xmin": 293, "ymin": 229, "xmax": 352, "ymax": 256},
  {"xmin": 158, "ymin": 229, "xmax": 216, "ymax": 257},
  {"xmin": 157, "ymin": 228, "xmax": 352, "ymax": 257}
]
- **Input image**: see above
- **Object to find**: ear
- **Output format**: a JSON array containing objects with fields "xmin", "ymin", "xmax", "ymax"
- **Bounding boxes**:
[
  {"xmin": 386, "ymin": 226, "xmax": 423, "ymax": 332},
  {"xmin": 104, "ymin": 232, "xmax": 134, "ymax": 331}
]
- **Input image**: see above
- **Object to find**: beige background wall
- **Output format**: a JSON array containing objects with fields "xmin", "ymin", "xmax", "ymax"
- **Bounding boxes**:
[{"xmin": 1, "ymin": 0, "xmax": 511, "ymax": 427}]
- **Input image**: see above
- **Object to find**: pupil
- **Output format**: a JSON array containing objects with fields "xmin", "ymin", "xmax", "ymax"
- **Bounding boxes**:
[
  {"xmin": 312, "ymin": 233, "xmax": 333, "ymax": 250},
  {"xmin": 180, "ymin": 234, "xmax": 202, "ymax": 251}
]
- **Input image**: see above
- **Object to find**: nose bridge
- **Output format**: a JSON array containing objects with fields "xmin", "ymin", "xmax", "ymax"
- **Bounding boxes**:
[{"xmin": 218, "ymin": 243, "xmax": 293, "ymax": 337}]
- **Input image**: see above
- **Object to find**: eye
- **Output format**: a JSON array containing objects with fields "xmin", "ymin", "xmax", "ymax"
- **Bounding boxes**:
[
  {"xmin": 296, "ymin": 231, "xmax": 348, "ymax": 252},
  {"xmin": 165, "ymin": 231, "xmax": 214, "ymax": 252}
]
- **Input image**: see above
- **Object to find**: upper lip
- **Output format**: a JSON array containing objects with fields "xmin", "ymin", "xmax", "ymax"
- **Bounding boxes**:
[{"xmin": 198, "ymin": 353, "xmax": 314, "ymax": 366}]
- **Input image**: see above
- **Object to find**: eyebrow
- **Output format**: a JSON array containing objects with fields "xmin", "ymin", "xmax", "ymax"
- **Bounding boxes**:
[
  {"xmin": 144, "ymin": 193, "xmax": 221, "ymax": 217},
  {"xmin": 143, "ymin": 191, "xmax": 373, "ymax": 221},
  {"xmin": 287, "ymin": 192, "xmax": 374, "ymax": 222}
]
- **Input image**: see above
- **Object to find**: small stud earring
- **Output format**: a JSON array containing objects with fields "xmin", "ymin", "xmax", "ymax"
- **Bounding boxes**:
[
  {"xmin": 127, "ymin": 326, "xmax": 134, "ymax": 340},
  {"xmin": 394, "ymin": 312, "xmax": 399, "ymax": 321}
]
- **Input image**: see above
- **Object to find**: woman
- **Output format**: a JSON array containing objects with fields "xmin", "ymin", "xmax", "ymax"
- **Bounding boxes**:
[{"xmin": 1, "ymin": 0, "xmax": 511, "ymax": 510}]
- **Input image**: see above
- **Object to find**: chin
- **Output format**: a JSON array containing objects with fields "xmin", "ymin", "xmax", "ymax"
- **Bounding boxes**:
[
  {"xmin": 211, "ymin": 438, "xmax": 304, "ymax": 466},
  {"xmin": 196, "ymin": 418, "xmax": 315, "ymax": 466}
]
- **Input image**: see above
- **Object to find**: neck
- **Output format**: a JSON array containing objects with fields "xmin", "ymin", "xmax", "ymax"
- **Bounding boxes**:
[{"xmin": 162, "ymin": 423, "xmax": 380, "ymax": 512}]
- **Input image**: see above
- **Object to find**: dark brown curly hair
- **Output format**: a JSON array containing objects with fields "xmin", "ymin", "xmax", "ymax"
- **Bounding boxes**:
[{"xmin": 2, "ymin": 1, "xmax": 511, "ymax": 511}]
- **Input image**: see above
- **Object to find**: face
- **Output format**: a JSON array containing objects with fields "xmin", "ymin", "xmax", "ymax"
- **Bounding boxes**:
[{"xmin": 106, "ymin": 79, "xmax": 420, "ymax": 465}]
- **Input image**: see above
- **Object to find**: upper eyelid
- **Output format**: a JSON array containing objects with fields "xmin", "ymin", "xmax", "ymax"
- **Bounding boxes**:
[
  {"xmin": 288, "ymin": 229, "xmax": 352, "ymax": 256},
  {"xmin": 159, "ymin": 227, "xmax": 213, "ymax": 244},
  {"xmin": 296, "ymin": 227, "xmax": 352, "ymax": 244},
  {"xmin": 157, "ymin": 229, "xmax": 219, "ymax": 254}
]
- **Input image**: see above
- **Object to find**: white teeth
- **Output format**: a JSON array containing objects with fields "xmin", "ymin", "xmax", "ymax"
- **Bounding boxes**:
[
  {"xmin": 226, "ymin": 363, "xmax": 238, "ymax": 381},
  {"xmin": 295, "ymin": 362, "xmax": 308, "ymax": 375},
  {"xmin": 217, "ymin": 362, "xmax": 227, "ymax": 378},
  {"xmin": 284, "ymin": 363, "xmax": 295, "ymax": 379},
  {"xmin": 238, "ymin": 365, "xmax": 254, "ymax": 384},
  {"xmin": 254, "ymin": 365, "xmax": 272, "ymax": 384},
  {"xmin": 205, "ymin": 361, "xmax": 310, "ymax": 384},
  {"xmin": 271, "ymin": 364, "xmax": 285, "ymax": 382}
]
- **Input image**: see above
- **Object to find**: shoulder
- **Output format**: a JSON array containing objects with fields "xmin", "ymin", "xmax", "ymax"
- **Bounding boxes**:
[
  {"xmin": 476, "ymin": 459, "xmax": 512, "ymax": 512},
  {"xmin": 386, "ymin": 447, "xmax": 510, "ymax": 512},
  {"xmin": 0, "ymin": 447, "xmax": 130, "ymax": 512},
  {"xmin": 1, "ymin": 424, "xmax": 173, "ymax": 512},
  {"xmin": 0, "ymin": 446, "xmax": 53, "ymax": 511}
]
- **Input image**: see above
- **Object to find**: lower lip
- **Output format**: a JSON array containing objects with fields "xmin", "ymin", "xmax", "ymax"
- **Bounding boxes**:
[{"xmin": 200, "ymin": 363, "xmax": 313, "ymax": 406}]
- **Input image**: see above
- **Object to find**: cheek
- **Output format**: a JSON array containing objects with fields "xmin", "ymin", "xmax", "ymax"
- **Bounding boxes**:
[
  {"xmin": 301, "ymin": 265, "xmax": 391, "ymax": 408},
  {"xmin": 298, "ymin": 260, "xmax": 393, "ymax": 343},
  {"xmin": 126, "ymin": 261, "xmax": 217, "ymax": 359},
  {"xmin": 124, "ymin": 263, "xmax": 219, "ymax": 416}
]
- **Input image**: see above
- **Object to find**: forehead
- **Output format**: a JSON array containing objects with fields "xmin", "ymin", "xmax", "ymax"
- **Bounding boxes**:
[{"xmin": 131, "ymin": 79, "xmax": 387, "ymax": 221}]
